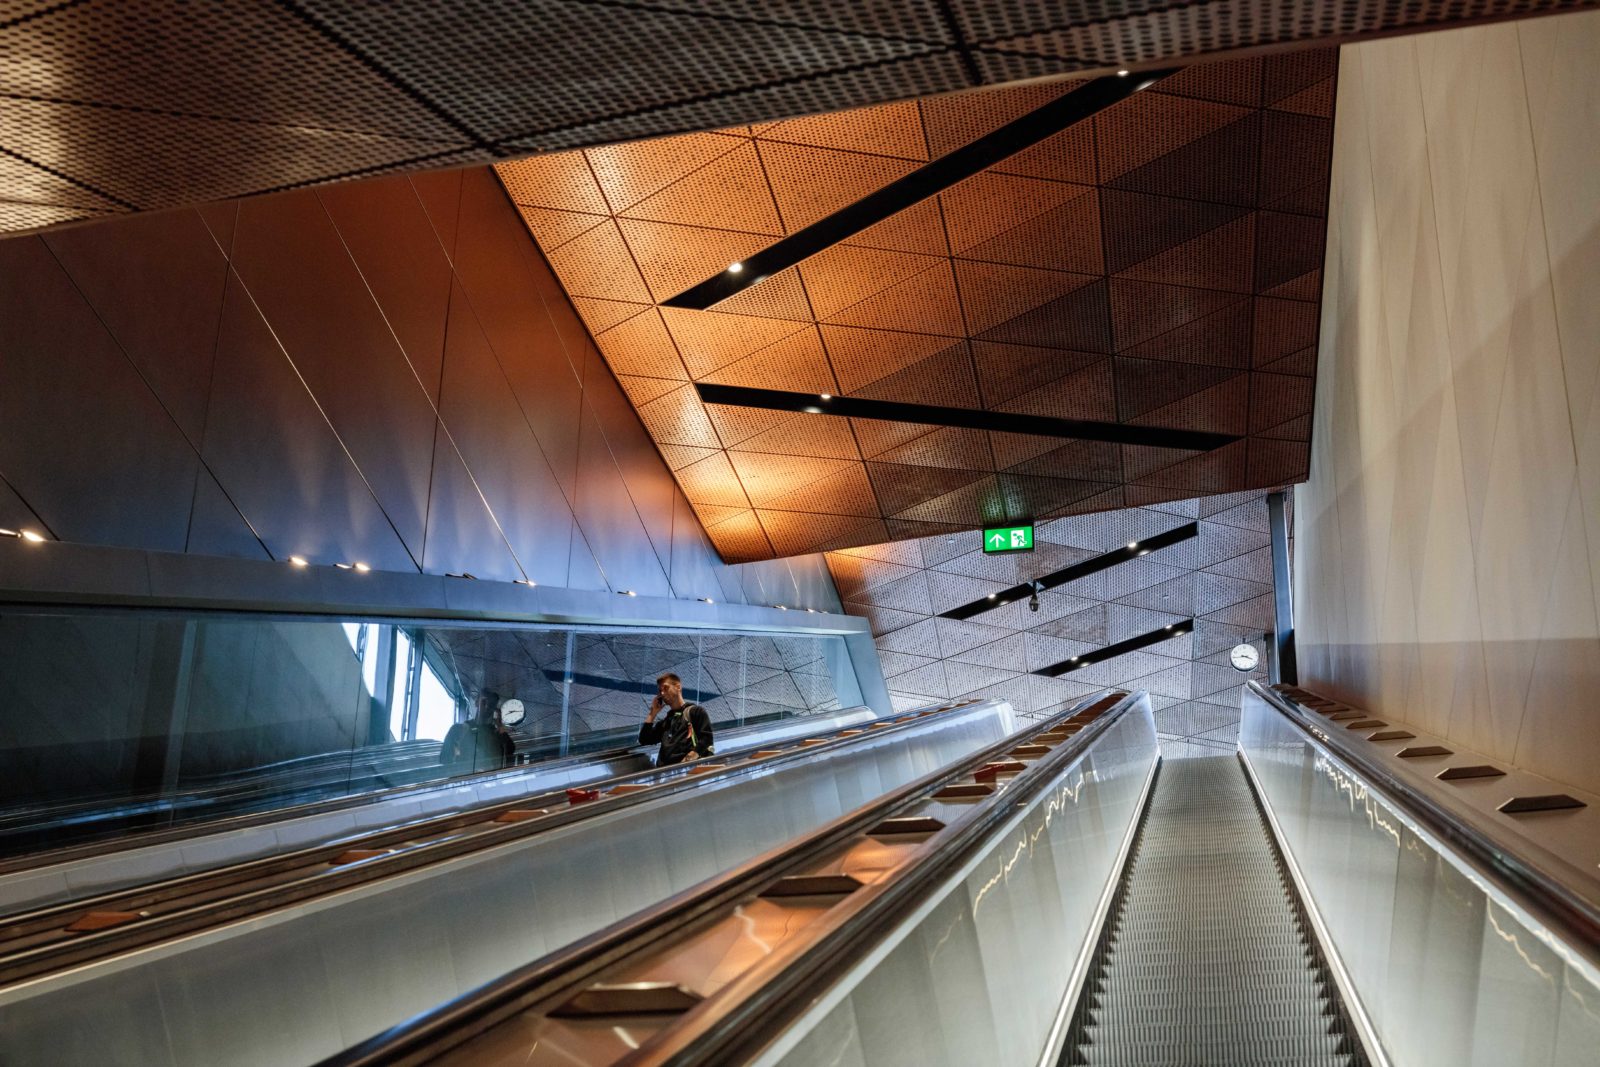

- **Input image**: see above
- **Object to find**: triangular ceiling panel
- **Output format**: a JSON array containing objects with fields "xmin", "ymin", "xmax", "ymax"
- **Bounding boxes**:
[{"xmin": 513, "ymin": 56, "xmax": 1332, "ymax": 561}]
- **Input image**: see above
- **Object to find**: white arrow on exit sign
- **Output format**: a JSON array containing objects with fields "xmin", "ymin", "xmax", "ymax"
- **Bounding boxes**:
[{"xmin": 988, "ymin": 532, "xmax": 1005, "ymax": 548}]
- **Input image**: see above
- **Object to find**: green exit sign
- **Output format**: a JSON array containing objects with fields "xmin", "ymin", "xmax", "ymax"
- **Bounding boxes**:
[{"xmin": 983, "ymin": 524, "xmax": 1034, "ymax": 554}]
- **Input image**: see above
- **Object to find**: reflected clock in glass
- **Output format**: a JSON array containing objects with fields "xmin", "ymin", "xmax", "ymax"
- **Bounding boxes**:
[{"xmin": 1229, "ymin": 643, "xmax": 1260, "ymax": 673}]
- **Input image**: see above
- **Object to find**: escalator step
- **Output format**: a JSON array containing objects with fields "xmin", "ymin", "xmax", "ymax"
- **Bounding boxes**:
[{"xmin": 1061, "ymin": 756, "xmax": 1365, "ymax": 1067}]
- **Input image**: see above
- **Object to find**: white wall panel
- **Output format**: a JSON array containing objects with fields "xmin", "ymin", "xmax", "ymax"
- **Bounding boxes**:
[{"xmin": 1296, "ymin": 10, "xmax": 1600, "ymax": 794}]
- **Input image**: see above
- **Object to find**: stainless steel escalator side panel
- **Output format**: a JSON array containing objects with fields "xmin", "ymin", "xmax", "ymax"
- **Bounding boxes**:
[
  {"xmin": 1241, "ymin": 684, "xmax": 1600, "ymax": 1067},
  {"xmin": 0, "ymin": 708, "xmax": 878, "ymax": 915},
  {"xmin": 0, "ymin": 702, "xmax": 1013, "ymax": 1067},
  {"xmin": 757, "ymin": 696, "xmax": 1160, "ymax": 1067}
]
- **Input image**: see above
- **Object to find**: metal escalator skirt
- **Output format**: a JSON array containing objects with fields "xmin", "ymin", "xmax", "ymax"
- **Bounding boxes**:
[
  {"xmin": 760, "ymin": 698, "xmax": 1160, "ymax": 1067},
  {"xmin": 0, "ymin": 702, "xmax": 1014, "ymax": 1067}
]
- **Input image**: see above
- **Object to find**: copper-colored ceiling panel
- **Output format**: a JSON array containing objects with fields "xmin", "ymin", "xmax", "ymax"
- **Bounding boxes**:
[
  {"xmin": 700, "ymin": 328, "xmax": 836, "ymax": 394},
  {"xmin": 940, "ymin": 173, "xmax": 1093, "ymax": 253},
  {"xmin": 674, "ymin": 453, "xmax": 750, "ymax": 508},
  {"xmin": 997, "ymin": 360, "xmax": 1118, "ymax": 422},
  {"xmin": 498, "ymin": 153, "xmax": 611, "ymax": 215},
  {"xmin": 799, "ymin": 244, "xmax": 943, "ymax": 320},
  {"xmin": 585, "ymin": 132, "xmax": 745, "ymax": 213},
  {"xmin": 918, "ymin": 81, "xmax": 1079, "ymax": 159},
  {"xmin": 655, "ymin": 445, "xmax": 718, "ymax": 472},
  {"xmin": 756, "ymin": 140, "xmax": 921, "ymax": 231},
  {"xmin": 593, "ymin": 308, "xmax": 688, "ymax": 380},
  {"xmin": 844, "ymin": 198, "xmax": 951, "ymax": 257},
  {"xmin": 952, "ymin": 260, "xmax": 1101, "ymax": 336},
  {"xmin": 973, "ymin": 342, "xmax": 1105, "ymax": 406},
  {"xmin": 616, "ymin": 374, "xmax": 685, "ymax": 409},
  {"xmin": 657, "ymin": 307, "xmax": 808, "ymax": 378},
  {"xmin": 514, "ymin": 206, "xmax": 609, "ymax": 251},
  {"xmin": 702, "ymin": 509, "xmax": 774, "ymax": 563},
  {"xmin": 872, "ymin": 426, "xmax": 992, "ymax": 471},
  {"xmin": 734, "ymin": 413, "xmax": 862, "ymax": 460},
  {"xmin": 543, "ymin": 220, "xmax": 653, "ymax": 304},
  {"xmin": 622, "ymin": 142, "xmax": 784, "ymax": 235},
  {"xmin": 1094, "ymin": 92, "xmax": 1252, "ymax": 180},
  {"xmin": 704, "ymin": 405, "xmax": 796, "ymax": 451},
  {"xmin": 1116, "ymin": 214, "xmax": 1256, "ymax": 294},
  {"xmin": 571, "ymin": 297, "xmax": 652, "ymax": 336},
  {"xmin": 635, "ymin": 384, "xmax": 722, "ymax": 449},
  {"xmin": 760, "ymin": 464, "xmax": 881, "ymax": 518},
  {"xmin": 823, "ymin": 262, "xmax": 965, "ymax": 336},
  {"xmin": 614, "ymin": 218, "xmax": 771, "ymax": 304},
  {"xmin": 958, "ymin": 189, "xmax": 1104, "ymax": 275},
  {"xmin": 760, "ymin": 101, "xmax": 929, "ymax": 161},
  {"xmin": 726, "ymin": 452, "xmax": 855, "ymax": 506},
  {"xmin": 823, "ymin": 326, "xmax": 959, "ymax": 397},
  {"xmin": 505, "ymin": 53, "xmax": 1341, "ymax": 560},
  {"xmin": 852, "ymin": 342, "xmax": 979, "ymax": 407}
]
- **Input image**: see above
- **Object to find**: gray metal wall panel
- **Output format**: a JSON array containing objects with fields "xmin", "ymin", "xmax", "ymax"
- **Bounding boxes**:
[
  {"xmin": 201, "ymin": 273, "xmax": 417, "ymax": 572},
  {"xmin": 42, "ymin": 211, "xmax": 227, "ymax": 444},
  {"xmin": 229, "ymin": 192, "xmax": 437, "ymax": 565},
  {"xmin": 0, "ymin": 237, "xmax": 199, "ymax": 553},
  {"xmin": 0, "ymin": 165, "xmax": 848, "ymax": 618},
  {"xmin": 316, "ymin": 176, "xmax": 454, "ymax": 405},
  {"xmin": 572, "ymin": 402, "xmax": 673, "ymax": 598},
  {"xmin": 435, "ymin": 279, "xmax": 574, "ymax": 585}
]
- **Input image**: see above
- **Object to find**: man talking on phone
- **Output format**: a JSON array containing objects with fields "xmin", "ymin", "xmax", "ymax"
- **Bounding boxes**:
[{"xmin": 639, "ymin": 672, "xmax": 714, "ymax": 766}]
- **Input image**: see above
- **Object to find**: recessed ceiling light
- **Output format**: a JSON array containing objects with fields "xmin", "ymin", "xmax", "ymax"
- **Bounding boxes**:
[
  {"xmin": 1127, "ymin": 541, "xmax": 1138, "ymax": 549},
  {"xmin": 353, "ymin": 562, "xmax": 371, "ymax": 573},
  {"xmin": 19, "ymin": 530, "xmax": 45, "ymax": 543},
  {"xmin": 1069, "ymin": 656, "xmax": 1079, "ymax": 662},
  {"xmin": 334, "ymin": 562, "xmax": 352, "ymax": 570},
  {"xmin": 819, "ymin": 393, "xmax": 831, "ymax": 401},
  {"xmin": 802, "ymin": 406, "xmax": 822, "ymax": 414},
  {"xmin": 988, "ymin": 593, "xmax": 998, "ymax": 600},
  {"xmin": 777, "ymin": 605, "xmax": 788, "ymax": 610},
  {"xmin": 806, "ymin": 607, "xmax": 816, "ymax": 613},
  {"xmin": 514, "ymin": 578, "xmax": 537, "ymax": 587},
  {"xmin": 288, "ymin": 555, "xmax": 308, "ymax": 567},
  {"xmin": 698, "ymin": 597, "xmax": 714, "ymax": 604},
  {"xmin": 1118, "ymin": 69, "xmax": 1130, "ymax": 76},
  {"xmin": 0, "ymin": 528, "xmax": 17, "ymax": 538},
  {"xmin": 1138, "ymin": 549, "xmax": 1149, "ymax": 556},
  {"xmin": 727, "ymin": 262, "xmax": 743, "ymax": 273}
]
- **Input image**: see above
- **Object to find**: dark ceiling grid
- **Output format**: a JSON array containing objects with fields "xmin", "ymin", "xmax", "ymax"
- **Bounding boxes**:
[
  {"xmin": 0, "ymin": 1, "xmax": 1587, "ymax": 234},
  {"xmin": 827, "ymin": 489, "xmax": 1281, "ymax": 752},
  {"xmin": 505, "ymin": 50, "xmax": 1337, "ymax": 560}
]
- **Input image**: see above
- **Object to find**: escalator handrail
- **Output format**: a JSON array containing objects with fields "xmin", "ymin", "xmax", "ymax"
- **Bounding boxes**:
[
  {"xmin": 322, "ymin": 690, "xmax": 1135, "ymax": 1067},
  {"xmin": 0, "ymin": 702, "xmax": 976, "ymax": 986},
  {"xmin": 1249, "ymin": 681, "xmax": 1600, "ymax": 960},
  {"xmin": 0, "ymin": 706, "xmax": 875, "ymax": 875},
  {"xmin": 625, "ymin": 690, "xmax": 1145, "ymax": 1067}
]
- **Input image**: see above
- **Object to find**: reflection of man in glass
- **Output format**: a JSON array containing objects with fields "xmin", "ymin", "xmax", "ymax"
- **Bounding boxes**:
[
  {"xmin": 440, "ymin": 691, "xmax": 515, "ymax": 774},
  {"xmin": 639, "ymin": 673, "xmax": 714, "ymax": 766}
]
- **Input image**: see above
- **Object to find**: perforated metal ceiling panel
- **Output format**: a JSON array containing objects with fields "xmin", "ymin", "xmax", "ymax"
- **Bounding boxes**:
[
  {"xmin": 0, "ymin": 0, "xmax": 1587, "ymax": 234},
  {"xmin": 502, "ymin": 51, "xmax": 1334, "ymax": 560}
]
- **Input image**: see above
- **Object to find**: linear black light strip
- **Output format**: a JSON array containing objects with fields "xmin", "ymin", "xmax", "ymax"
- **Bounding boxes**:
[
  {"xmin": 1033, "ymin": 618, "xmax": 1194, "ymax": 677},
  {"xmin": 941, "ymin": 521, "xmax": 1199, "ymax": 620},
  {"xmin": 695, "ymin": 384, "xmax": 1236, "ymax": 452},
  {"xmin": 662, "ymin": 66, "xmax": 1180, "ymax": 310}
]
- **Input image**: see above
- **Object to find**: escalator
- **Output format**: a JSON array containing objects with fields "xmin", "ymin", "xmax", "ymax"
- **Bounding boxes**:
[
  {"xmin": 0, "ymin": 696, "xmax": 1034, "ymax": 1067},
  {"xmin": 1061, "ymin": 756, "xmax": 1364, "ymax": 1066},
  {"xmin": 333, "ymin": 682, "xmax": 1600, "ymax": 1067}
]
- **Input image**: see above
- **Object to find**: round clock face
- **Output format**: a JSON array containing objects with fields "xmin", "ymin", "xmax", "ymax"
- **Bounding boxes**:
[{"xmin": 1229, "ymin": 643, "xmax": 1260, "ymax": 673}]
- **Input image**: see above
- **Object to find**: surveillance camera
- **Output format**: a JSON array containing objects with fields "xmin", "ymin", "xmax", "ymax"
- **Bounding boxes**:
[{"xmin": 1028, "ymin": 594, "xmax": 1040, "ymax": 612}]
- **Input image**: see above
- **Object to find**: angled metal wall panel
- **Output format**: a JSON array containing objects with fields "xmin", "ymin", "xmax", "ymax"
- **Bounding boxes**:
[{"xmin": 0, "ymin": 237, "xmax": 200, "ymax": 553}]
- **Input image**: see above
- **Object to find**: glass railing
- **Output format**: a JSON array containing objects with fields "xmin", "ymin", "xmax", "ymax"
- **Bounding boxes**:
[
  {"xmin": 1241, "ymin": 684, "xmax": 1600, "ymax": 1066},
  {"xmin": 0, "ymin": 608, "xmax": 862, "ymax": 856}
]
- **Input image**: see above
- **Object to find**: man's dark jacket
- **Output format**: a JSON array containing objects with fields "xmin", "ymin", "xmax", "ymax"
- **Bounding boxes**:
[
  {"xmin": 439, "ymin": 720, "xmax": 514, "ymax": 774},
  {"xmin": 639, "ymin": 702, "xmax": 714, "ymax": 766}
]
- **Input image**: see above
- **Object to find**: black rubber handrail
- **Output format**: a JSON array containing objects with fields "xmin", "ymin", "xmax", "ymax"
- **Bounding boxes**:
[
  {"xmin": 620, "ymin": 691, "xmax": 1145, "ymax": 1067},
  {"xmin": 0, "ymin": 708, "xmax": 857, "ymax": 875},
  {"xmin": 323, "ymin": 689, "xmax": 1134, "ymax": 1067},
  {"xmin": 0, "ymin": 702, "xmax": 969, "ymax": 987},
  {"xmin": 1251, "ymin": 682, "xmax": 1600, "ymax": 962}
]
